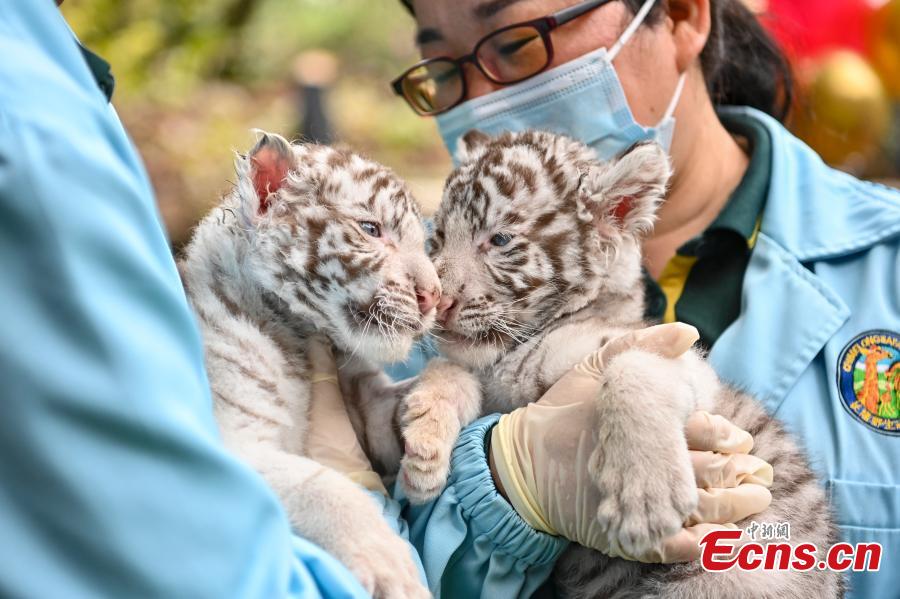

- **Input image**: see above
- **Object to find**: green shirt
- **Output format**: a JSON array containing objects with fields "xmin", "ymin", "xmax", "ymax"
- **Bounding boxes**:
[{"xmin": 644, "ymin": 112, "xmax": 773, "ymax": 349}]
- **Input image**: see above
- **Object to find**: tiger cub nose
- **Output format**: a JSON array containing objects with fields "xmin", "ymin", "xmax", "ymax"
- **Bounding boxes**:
[
  {"xmin": 416, "ymin": 287, "xmax": 440, "ymax": 315},
  {"xmin": 435, "ymin": 295, "xmax": 457, "ymax": 324}
]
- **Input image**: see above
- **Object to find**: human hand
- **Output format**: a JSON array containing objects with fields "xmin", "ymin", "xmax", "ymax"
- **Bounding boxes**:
[
  {"xmin": 490, "ymin": 323, "xmax": 772, "ymax": 563},
  {"xmin": 305, "ymin": 335, "xmax": 387, "ymax": 496}
]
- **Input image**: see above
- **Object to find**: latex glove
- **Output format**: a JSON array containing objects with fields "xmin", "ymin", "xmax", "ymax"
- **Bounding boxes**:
[
  {"xmin": 490, "ymin": 323, "xmax": 773, "ymax": 563},
  {"xmin": 684, "ymin": 410, "xmax": 773, "ymax": 527},
  {"xmin": 305, "ymin": 335, "xmax": 388, "ymax": 496}
]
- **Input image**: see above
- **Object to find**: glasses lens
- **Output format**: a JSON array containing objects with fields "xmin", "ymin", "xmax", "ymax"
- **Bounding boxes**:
[
  {"xmin": 476, "ymin": 25, "xmax": 548, "ymax": 83},
  {"xmin": 401, "ymin": 60, "xmax": 463, "ymax": 115}
]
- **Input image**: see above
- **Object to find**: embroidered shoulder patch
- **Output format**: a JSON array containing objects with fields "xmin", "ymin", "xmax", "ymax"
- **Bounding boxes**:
[{"xmin": 837, "ymin": 330, "xmax": 900, "ymax": 435}]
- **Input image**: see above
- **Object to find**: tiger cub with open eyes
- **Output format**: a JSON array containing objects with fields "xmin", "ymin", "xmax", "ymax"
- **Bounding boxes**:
[
  {"xmin": 399, "ymin": 130, "xmax": 843, "ymax": 598},
  {"xmin": 179, "ymin": 132, "xmax": 436, "ymax": 599}
]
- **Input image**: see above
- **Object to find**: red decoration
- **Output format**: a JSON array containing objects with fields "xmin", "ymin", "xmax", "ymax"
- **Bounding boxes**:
[{"xmin": 763, "ymin": 0, "xmax": 877, "ymax": 61}]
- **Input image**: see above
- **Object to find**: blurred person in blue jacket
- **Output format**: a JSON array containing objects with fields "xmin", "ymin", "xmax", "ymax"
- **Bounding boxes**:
[
  {"xmin": 390, "ymin": 0, "xmax": 900, "ymax": 597},
  {"xmin": 0, "ymin": 1, "xmax": 772, "ymax": 598}
]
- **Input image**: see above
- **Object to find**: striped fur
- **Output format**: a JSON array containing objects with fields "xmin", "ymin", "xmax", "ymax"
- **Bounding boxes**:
[
  {"xmin": 179, "ymin": 133, "xmax": 433, "ymax": 598},
  {"xmin": 420, "ymin": 130, "xmax": 843, "ymax": 597}
]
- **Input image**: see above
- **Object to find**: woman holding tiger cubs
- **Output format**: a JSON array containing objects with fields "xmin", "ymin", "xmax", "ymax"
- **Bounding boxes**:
[{"xmin": 382, "ymin": 0, "xmax": 900, "ymax": 597}]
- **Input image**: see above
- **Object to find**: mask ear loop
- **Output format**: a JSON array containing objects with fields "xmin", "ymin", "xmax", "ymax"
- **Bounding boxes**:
[
  {"xmin": 607, "ymin": 0, "xmax": 687, "ymax": 125},
  {"xmin": 662, "ymin": 71, "xmax": 688, "ymax": 121},
  {"xmin": 608, "ymin": 0, "xmax": 657, "ymax": 61}
]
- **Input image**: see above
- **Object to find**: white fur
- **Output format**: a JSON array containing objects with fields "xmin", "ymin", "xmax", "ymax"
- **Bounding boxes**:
[{"xmin": 181, "ymin": 133, "xmax": 434, "ymax": 598}]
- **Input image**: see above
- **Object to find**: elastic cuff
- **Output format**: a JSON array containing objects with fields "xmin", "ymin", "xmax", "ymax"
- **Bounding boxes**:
[{"xmin": 448, "ymin": 415, "xmax": 568, "ymax": 565}]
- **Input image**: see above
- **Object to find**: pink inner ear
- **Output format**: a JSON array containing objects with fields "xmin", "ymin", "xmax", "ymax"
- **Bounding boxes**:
[
  {"xmin": 251, "ymin": 148, "xmax": 290, "ymax": 214},
  {"xmin": 612, "ymin": 195, "xmax": 634, "ymax": 223}
]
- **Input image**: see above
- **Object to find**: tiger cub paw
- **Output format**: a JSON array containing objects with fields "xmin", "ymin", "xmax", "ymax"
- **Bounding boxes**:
[
  {"xmin": 592, "ymin": 445, "xmax": 698, "ymax": 557},
  {"xmin": 399, "ymin": 387, "xmax": 461, "ymax": 504}
]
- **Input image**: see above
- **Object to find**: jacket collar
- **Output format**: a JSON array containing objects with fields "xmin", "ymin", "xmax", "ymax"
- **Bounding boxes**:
[
  {"xmin": 719, "ymin": 107, "xmax": 900, "ymax": 263},
  {"xmin": 708, "ymin": 231, "xmax": 850, "ymax": 409}
]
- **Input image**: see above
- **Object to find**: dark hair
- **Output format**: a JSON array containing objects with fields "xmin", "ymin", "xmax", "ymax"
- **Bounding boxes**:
[{"xmin": 399, "ymin": 0, "xmax": 793, "ymax": 122}]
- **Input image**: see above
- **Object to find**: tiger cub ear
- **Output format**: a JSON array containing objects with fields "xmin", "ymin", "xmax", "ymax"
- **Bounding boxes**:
[
  {"xmin": 245, "ymin": 130, "xmax": 293, "ymax": 215},
  {"xmin": 455, "ymin": 129, "xmax": 492, "ymax": 162},
  {"xmin": 579, "ymin": 142, "xmax": 671, "ymax": 239}
]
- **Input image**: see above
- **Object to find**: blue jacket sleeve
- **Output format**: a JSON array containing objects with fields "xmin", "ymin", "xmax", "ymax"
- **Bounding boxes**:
[
  {"xmin": 0, "ymin": 3, "xmax": 370, "ymax": 598},
  {"xmin": 403, "ymin": 416, "xmax": 569, "ymax": 599}
]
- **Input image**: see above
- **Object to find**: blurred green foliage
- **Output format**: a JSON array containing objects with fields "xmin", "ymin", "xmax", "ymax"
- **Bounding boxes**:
[{"xmin": 61, "ymin": 0, "xmax": 450, "ymax": 246}]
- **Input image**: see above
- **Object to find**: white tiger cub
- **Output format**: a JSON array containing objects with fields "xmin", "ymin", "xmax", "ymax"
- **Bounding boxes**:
[
  {"xmin": 179, "ymin": 132, "xmax": 436, "ymax": 599},
  {"xmin": 399, "ymin": 130, "xmax": 843, "ymax": 597}
]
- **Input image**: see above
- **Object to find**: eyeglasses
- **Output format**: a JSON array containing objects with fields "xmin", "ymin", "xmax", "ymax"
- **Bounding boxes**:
[{"xmin": 392, "ymin": 0, "xmax": 617, "ymax": 116}]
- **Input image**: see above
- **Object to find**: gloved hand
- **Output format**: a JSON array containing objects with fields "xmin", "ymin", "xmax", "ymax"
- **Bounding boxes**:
[
  {"xmin": 490, "ymin": 323, "xmax": 773, "ymax": 563},
  {"xmin": 305, "ymin": 335, "xmax": 388, "ymax": 496}
]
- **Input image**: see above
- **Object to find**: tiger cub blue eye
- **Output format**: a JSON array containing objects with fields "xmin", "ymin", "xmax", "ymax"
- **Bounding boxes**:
[
  {"xmin": 490, "ymin": 233, "xmax": 512, "ymax": 247},
  {"xmin": 359, "ymin": 221, "xmax": 381, "ymax": 237}
]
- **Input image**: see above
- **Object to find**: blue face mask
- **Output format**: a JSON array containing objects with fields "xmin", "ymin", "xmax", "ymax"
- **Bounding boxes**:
[{"xmin": 436, "ymin": 0, "xmax": 686, "ymax": 163}]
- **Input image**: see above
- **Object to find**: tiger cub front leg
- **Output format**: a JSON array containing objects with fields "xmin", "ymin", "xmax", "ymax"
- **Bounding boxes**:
[
  {"xmin": 589, "ymin": 348, "xmax": 715, "ymax": 557},
  {"xmin": 400, "ymin": 358, "xmax": 482, "ymax": 503}
]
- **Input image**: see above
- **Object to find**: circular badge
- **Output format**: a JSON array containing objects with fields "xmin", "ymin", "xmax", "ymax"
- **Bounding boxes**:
[{"xmin": 837, "ymin": 330, "xmax": 900, "ymax": 436}]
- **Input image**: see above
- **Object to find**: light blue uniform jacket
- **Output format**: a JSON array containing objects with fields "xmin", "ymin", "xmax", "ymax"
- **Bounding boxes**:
[
  {"xmin": 0, "ymin": 2, "xmax": 562, "ymax": 598},
  {"xmin": 706, "ymin": 107, "xmax": 900, "ymax": 599}
]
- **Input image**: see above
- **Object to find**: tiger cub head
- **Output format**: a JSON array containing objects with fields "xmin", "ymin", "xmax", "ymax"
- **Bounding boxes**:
[
  {"xmin": 198, "ymin": 132, "xmax": 440, "ymax": 363},
  {"xmin": 430, "ymin": 130, "xmax": 670, "ymax": 368}
]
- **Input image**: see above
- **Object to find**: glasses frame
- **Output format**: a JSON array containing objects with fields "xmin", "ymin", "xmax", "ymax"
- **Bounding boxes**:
[{"xmin": 392, "ymin": 0, "xmax": 618, "ymax": 116}]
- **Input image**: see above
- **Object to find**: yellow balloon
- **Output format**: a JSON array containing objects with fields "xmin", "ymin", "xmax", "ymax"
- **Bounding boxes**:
[
  {"xmin": 793, "ymin": 51, "xmax": 892, "ymax": 167},
  {"xmin": 870, "ymin": 0, "xmax": 900, "ymax": 99}
]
